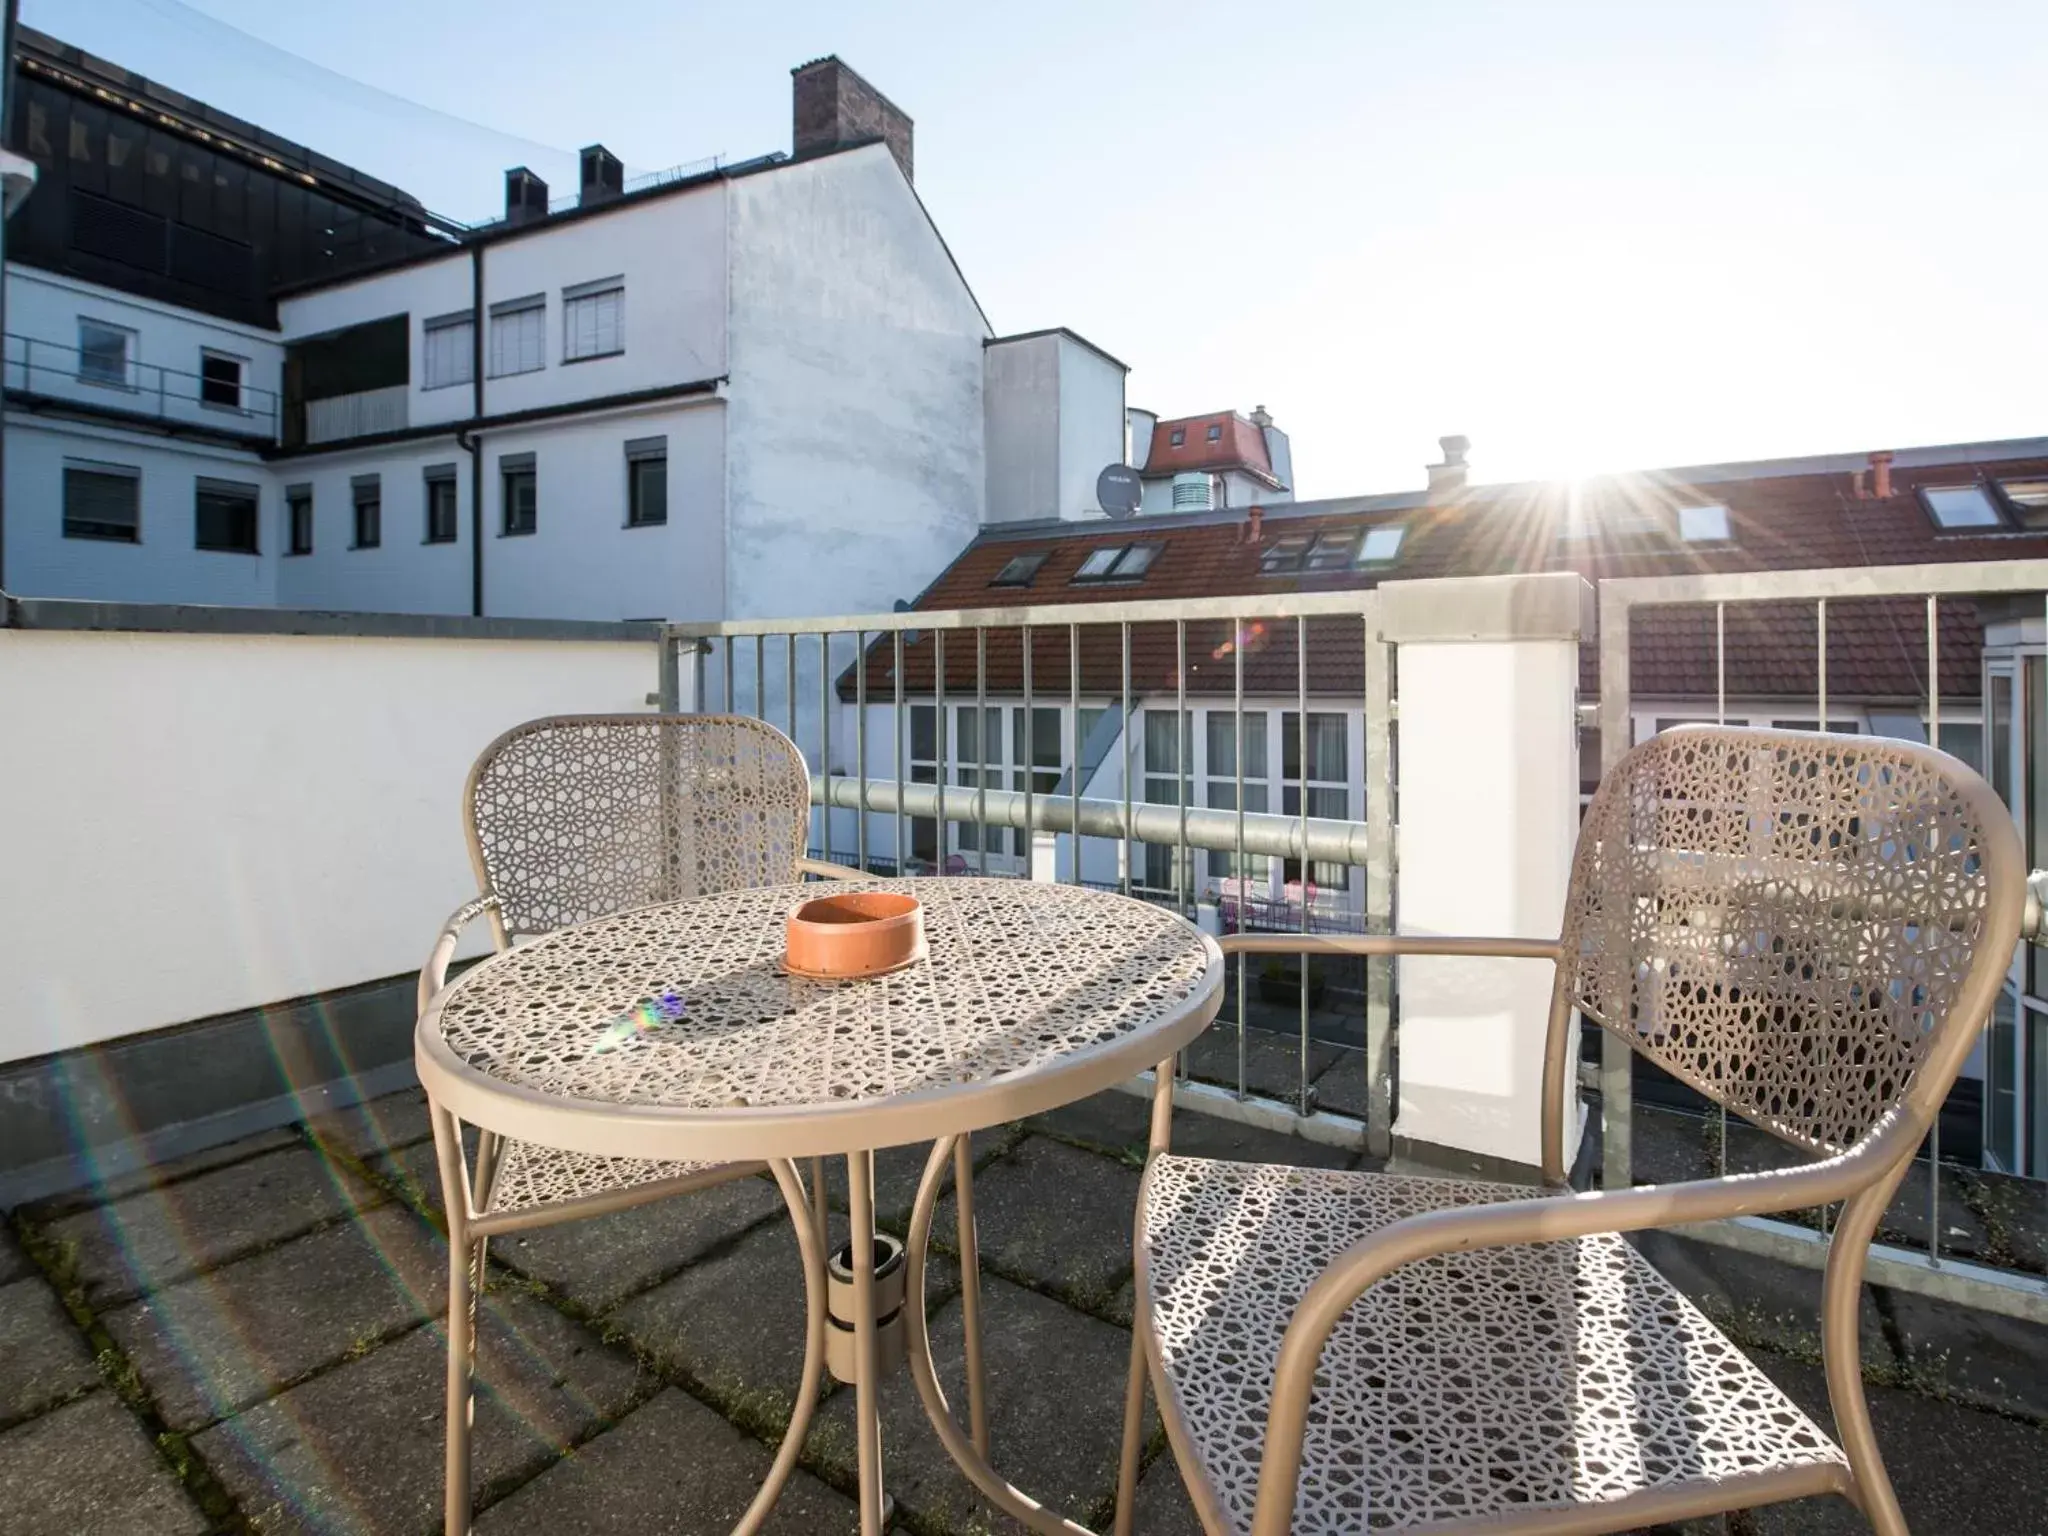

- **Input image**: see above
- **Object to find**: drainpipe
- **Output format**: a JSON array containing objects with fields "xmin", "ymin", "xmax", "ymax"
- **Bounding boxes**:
[{"xmin": 467, "ymin": 240, "xmax": 485, "ymax": 615}]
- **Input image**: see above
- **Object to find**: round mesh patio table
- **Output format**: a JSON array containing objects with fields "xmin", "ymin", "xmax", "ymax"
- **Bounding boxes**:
[{"xmin": 417, "ymin": 876, "xmax": 1224, "ymax": 1536}]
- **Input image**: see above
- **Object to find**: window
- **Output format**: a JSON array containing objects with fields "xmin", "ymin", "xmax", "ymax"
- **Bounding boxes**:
[
  {"xmin": 1303, "ymin": 532, "xmax": 1358, "ymax": 571},
  {"xmin": 563, "ymin": 278, "xmax": 624, "ymax": 362},
  {"xmin": 423, "ymin": 312, "xmax": 474, "ymax": 390},
  {"xmin": 625, "ymin": 436, "xmax": 666, "ymax": 527},
  {"xmin": 501, "ymin": 454, "xmax": 537, "ymax": 535},
  {"xmin": 351, "ymin": 475, "xmax": 382, "ymax": 548},
  {"xmin": 194, "ymin": 477, "xmax": 258, "ymax": 553},
  {"xmin": 1206, "ymin": 423, "xmax": 1223, "ymax": 442},
  {"xmin": 1205, "ymin": 711, "xmax": 1269, "ymax": 880},
  {"xmin": 1921, "ymin": 484, "xmax": 2002, "ymax": 531},
  {"xmin": 424, "ymin": 466, "xmax": 458, "ymax": 544},
  {"xmin": 1771, "ymin": 718, "xmax": 1861, "ymax": 734},
  {"xmin": 1070, "ymin": 544, "xmax": 1160, "ymax": 583},
  {"xmin": 1998, "ymin": 478, "xmax": 2048, "ymax": 529},
  {"xmin": 487, "ymin": 295, "xmax": 546, "ymax": 377},
  {"xmin": 1678, "ymin": 503, "xmax": 1732, "ymax": 543},
  {"xmin": 1258, "ymin": 535, "xmax": 1313, "ymax": 574},
  {"xmin": 1282, "ymin": 711, "xmax": 1350, "ymax": 889},
  {"xmin": 1357, "ymin": 525, "xmax": 1405, "ymax": 565},
  {"xmin": 77, "ymin": 318, "xmax": 136, "ymax": 388},
  {"xmin": 199, "ymin": 350, "xmax": 243, "ymax": 410},
  {"xmin": 61, "ymin": 460, "xmax": 139, "ymax": 542},
  {"xmin": 1169, "ymin": 428, "xmax": 1185, "ymax": 447},
  {"xmin": 1141, "ymin": 708, "xmax": 1194, "ymax": 895},
  {"xmin": 990, "ymin": 552, "xmax": 1048, "ymax": 587},
  {"xmin": 285, "ymin": 484, "xmax": 313, "ymax": 555}
]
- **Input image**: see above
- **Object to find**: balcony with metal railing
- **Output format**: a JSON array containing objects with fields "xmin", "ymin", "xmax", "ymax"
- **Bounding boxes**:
[{"xmin": 4, "ymin": 332, "xmax": 281, "ymax": 443}]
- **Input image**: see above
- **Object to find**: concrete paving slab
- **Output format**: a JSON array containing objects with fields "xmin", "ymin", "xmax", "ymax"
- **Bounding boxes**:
[
  {"xmin": 0, "ymin": 1277, "xmax": 99, "ymax": 1425},
  {"xmin": 490, "ymin": 1172, "xmax": 784, "ymax": 1314},
  {"xmin": 26, "ymin": 1126, "xmax": 304, "ymax": 1218},
  {"xmin": 194, "ymin": 1288, "xmax": 648, "ymax": 1536},
  {"xmin": 103, "ymin": 1202, "xmax": 448, "ymax": 1433},
  {"xmin": 1883, "ymin": 1286, "xmax": 2048, "ymax": 1421},
  {"xmin": 1183, "ymin": 1019, "xmax": 1341, "ymax": 1105},
  {"xmin": 40, "ymin": 1144, "xmax": 386, "ymax": 1308},
  {"xmin": 0, "ymin": 1390, "xmax": 209, "ymax": 1536},
  {"xmin": 0, "ymin": 1230, "xmax": 30, "ymax": 1285},
  {"xmin": 366, "ymin": 1128, "xmax": 482, "ymax": 1217},
  {"xmin": 1025, "ymin": 1088, "xmax": 1155, "ymax": 1153},
  {"xmin": 1130, "ymin": 1456, "xmax": 1206, "ymax": 1536},
  {"xmin": 1161, "ymin": 1107, "xmax": 1359, "ymax": 1170},
  {"xmin": 818, "ymin": 1141, "xmax": 981, "ymax": 1234},
  {"xmin": 476, "ymin": 1387, "xmax": 858, "ymax": 1535},
  {"xmin": 1966, "ymin": 1166, "xmax": 2048, "ymax": 1274},
  {"xmin": 1305, "ymin": 1040, "xmax": 1372, "ymax": 1121},
  {"xmin": 1630, "ymin": 1231, "xmax": 1895, "ymax": 1375},
  {"xmin": 304, "ymin": 1090, "xmax": 435, "ymax": 1163},
  {"xmin": 934, "ymin": 1137, "xmax": 1139, "ymax": 1317},
  {"xmin": 807, "ymin": 1276, "xmax": 1151, "ymax": 1536},
  {"xmin": 1629, "ymin": 1106, "xmax": 1717, "ymax": 1187}
]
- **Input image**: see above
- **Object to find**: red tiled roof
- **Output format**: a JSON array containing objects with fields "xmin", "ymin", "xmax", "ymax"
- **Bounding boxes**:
[
  {"xmin": 1142, "ymin": 413, "xmax": 1278, "ymax": 485},
  {"xmin": 843, "ymin": 448, "xmax": 2048, "ymax": 705}
]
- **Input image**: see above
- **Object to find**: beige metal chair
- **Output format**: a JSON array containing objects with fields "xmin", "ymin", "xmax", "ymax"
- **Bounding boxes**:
[
  {"xmin": 1118, "ymin": 726, "xmax": 2024, "ymax": 1536},
  {"xmin": 418, "ymin": 714, "xmax": 854, "ymax": 1535}
]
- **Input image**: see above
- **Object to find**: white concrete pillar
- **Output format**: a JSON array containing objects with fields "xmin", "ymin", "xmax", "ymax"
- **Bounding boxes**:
[{"xmin": 1380, "ymin": 573, "xmax": 1591, "ymax": 1174}]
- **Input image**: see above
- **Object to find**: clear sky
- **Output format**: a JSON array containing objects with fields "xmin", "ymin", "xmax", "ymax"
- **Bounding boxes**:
[{"xmin": 34, "ymin": 0, "xmax": 2048, "ymax": 498}]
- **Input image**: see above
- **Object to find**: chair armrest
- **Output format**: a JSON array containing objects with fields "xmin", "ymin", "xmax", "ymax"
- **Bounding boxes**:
[
  {"xmin": 1243, "ymin": 1137, "xmax": 1888, "ymax": 1536},
  {"xmin": 796, "ymin": 858, "xmax": 863, "ymax": 880},
  {"xmin": 1218, "ymin": 933, "xmax": 1562, "ymax": 963},
  {"xmin": 417, "ymin": 894, "xmax": 501, "ymax": 1018}
]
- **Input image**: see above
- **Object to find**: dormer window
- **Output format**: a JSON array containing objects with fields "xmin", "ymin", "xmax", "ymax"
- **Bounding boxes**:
[
  {"xmin": 1072, "ymin": 543, "xmax": 1161, "ymax": 583},
  {"xmin": 1169, "ymin": 429, "xmax": 1186, "ymax": 447},
  {"xmin": 990, "ymin": 551, "xmax": 1049, "ymax": 588},
  {"xmin": 1357, "ymin": 525, "xmax": 1406, "ymax": 565},
  {"xmin": 1678, "ymin": 503, "xmax": 1732, "ymax": 543},
  {"xmin": 1206, "ymin": 423, "xmax": 1223, "ymax": 442},
  {"xmin": 1921, "ymin": 484, "xmax": 2001, "ymax": 531}
]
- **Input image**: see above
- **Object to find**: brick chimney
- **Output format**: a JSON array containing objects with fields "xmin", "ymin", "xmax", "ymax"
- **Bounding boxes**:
[
  {"xmin": 792, "ymin": 56, "xmax": 913, "ymax": 182},
  {"xmin": 1870, "ymin": 451, "xmax": 1894, "ymax": 499},
  {"xmin": 578, "ymin": 144, "xmax": 624, "ymax": 207},
  {"xmin": 504, "ymin": 167, "xmax": 548, "ymax": 226}
]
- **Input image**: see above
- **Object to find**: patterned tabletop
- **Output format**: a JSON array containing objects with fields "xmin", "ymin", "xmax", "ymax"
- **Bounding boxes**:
[{"xmin": 417, "ymin": 878, "xmax": 1223, "ymax": 1162}]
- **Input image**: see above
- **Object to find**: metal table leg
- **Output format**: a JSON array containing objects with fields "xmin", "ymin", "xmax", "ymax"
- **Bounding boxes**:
[
  {"xmin": 732, "ymin": 1158, "xmax": 831, "ymax": 1536},
  {"xmin": 846, "ymin": 1150, "xmax": 889, "ymax": 1535}
]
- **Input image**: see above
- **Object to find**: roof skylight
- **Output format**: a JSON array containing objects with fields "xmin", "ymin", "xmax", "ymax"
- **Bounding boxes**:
[
  {"xmin": 1357, "ymin": 525, "xmax": 1406, "ymax": 565},
  {"xmin": 1921, "ymin": 485, "xmax": 2002, "ymax": 531},
  {"xmin": 1258, "ymin": 535, "xmax": 1313, "ymax": 574},
  {"xmin": 1071, "ymin": 544, "xmax": 1161, "ymax": 583},
  {"xmin": 989, "ymin": 551, "xmax": 1049, "ymax": 588},
  {"xmin": 1678, "ymin": 504, "xmax": 1732, "ymax": 543},
  {"xmin": 1303, "ymin": 532, "xmax": 1359, "ymax": 571}
]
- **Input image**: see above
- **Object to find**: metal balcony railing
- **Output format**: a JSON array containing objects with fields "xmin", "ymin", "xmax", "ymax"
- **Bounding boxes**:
[
  {"xmin": 5, "ymin": 333, "xmax": 280, "ymax": 441},
  {"xmin": 665, "ymin": 588, "xmax": 1398, "ymax": 1148}
]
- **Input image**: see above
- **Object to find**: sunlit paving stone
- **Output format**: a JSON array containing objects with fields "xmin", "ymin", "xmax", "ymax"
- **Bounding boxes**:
[
  {"xmin": 0, "ymin": 1393, "xmax": 209, "ymax": 1536},
  {"xmin": 0, "ymin": 1278, "xmax": 100, "ymax": 1424}
]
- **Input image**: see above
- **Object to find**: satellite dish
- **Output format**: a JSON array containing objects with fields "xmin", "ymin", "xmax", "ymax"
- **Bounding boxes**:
[{"xmin": 1096, "ymin": 463, "xmax": 1143, "ymax": 520}]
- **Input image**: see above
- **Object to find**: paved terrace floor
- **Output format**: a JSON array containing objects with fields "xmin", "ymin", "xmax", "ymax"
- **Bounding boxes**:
[{"xmin": 3, "ymin": 1069, "xmax": 2047, "ymax": 1535}]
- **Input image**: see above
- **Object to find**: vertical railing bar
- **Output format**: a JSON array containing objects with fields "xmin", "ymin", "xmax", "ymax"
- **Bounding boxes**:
[
  {"xmin": 856, "ymin": 629, "xmax": 869, "ymax": 875},
  {"xmin": 1122, "ymin": 622, "xmax": 1134, "ymax": 898},
  {"xmin": 1928, "ymin": 593, "xmax": 1941, "ymax": 1266},
  {"xmin": 785, "ymin": 634, "xmax": 797, "ymax": 746},
  {"xmin": 691, "ymin": 639, "xmax": 706, "ymax": 721},
  {"xmin": 1817, "ymin": 597, "xmax": 1828, "ymax": 729},
  {"xmin": 754, "ymin": 635, "xmax": 765, "ymax": 719},
  {"xmin": 1715, "ymin": 599, "xmax": 1727, "ymax": 1176},
  {"xmin": 1069, "ymin": 623, "xmax": 1082, "ymax": 886},
  {"xmin": 1023, "ymin": 626, "xmax": 1035, "ymax": 880},
  {"xmin": 975, "ymin": 627, "xmax": 989, "ymax": 878},
  {"xmin": 723, "ymin": 635, "xmax": 734, "ymax": 716},
  {"xmin": 1235, "ymin": 627, "xmax": 1247, "ymax": 1101},
  {"xmin": 936, "ymin": 632, "xmax": 948, "ymax": 877},
  {"xmin": 1297, "ymin": 614, "xmax": 1312, "ymax": 1118},
  {"xmin": 894, "ymin": 631, "xmax": 906, "ymax": 876},
  {"xmin": 1177, "ymin": 619, "xmax": 1189, "ymax": 918},
  {"xmin": 819, "ymin": 631, "xmax": 833, "ymax": 867}
]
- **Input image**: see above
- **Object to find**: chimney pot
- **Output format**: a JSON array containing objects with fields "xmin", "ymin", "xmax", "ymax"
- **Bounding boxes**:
[
  {"xmin": 1439, "ymin": 434, "xmax": 1470, "ymax": 466},
  {"xmin": 504, "ymin": 166, "xmax": 548, "ymax": 226},
  {"xmin": 1249, "ymin": 403, "xmax": 1273, "ymax": 429},
  {"xmin": 1246, "ymin": 505, "xmax": 1264, "ymax": 544},
  {"xmin": 1870, "ymin": 451, "xmax": 1895, "ymax": 499},
  {"xmin": 578, "ymin": 144, "xmax": 624, "ymax": 207},
  {"xmin": 1851, "ymin": 467, "xmax": 1869, "ymax": 500},
  {"xmin": 792, "ymin": 55, "xmax": 914, "ymax": 183},
  {"xmin": 1427, "ymin": 433, "xmax": 1471, "ymax": 497}
]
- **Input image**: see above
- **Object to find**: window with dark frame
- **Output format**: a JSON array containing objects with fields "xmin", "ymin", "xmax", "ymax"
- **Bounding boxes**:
[
  {"xmin": 487, "ymin": 295, "xmax": 546, "ymax": 377},
  {"xmin": 1070, "ymin": 543, "xmax": 1161, "ymax": 583},
  {"xmin": 424, "ymin": 467, "xmax": 458, "ymax": 544},
  {"xmin": 352, "ymin": 475, "xmax": 381, "ymax": 549},
  {"xmin": 78, "ymin": 318, "xmax": 136, "ymax": 387},
  {"xmin": 989, "ymin": 551, "xmax": 1049, "ymax": 587},
  {"xmin": 422, "ymin": 312, "xmax": 474, "ymax": 390},
  {"xmin": 1303, "ymin": 531, "xmax": 1359, "ymax": 571},
  {"xmin": 564, "ymin": 278, "xmax": 625, "ymax": 362},
  {"xmin": 199, "ymin": 350, "xmax": 243, "ymax": 409},
  {"xmin": 1258, "ymin": 535, "xmax": 1313, "ymax": 574},
  {"xmin": 1206, "ymin": 423, "xmax": 1223, "ymax": 442},
  {"xmin": 286, "ymin": 484, "xmax": 313, "ymax": 555},
  {"xmin": 625, "ymin": 437, "xmax": 666, "ymax": 526},
  {"xmin": 62, "ymin": 461, "xmax": 140, "ymax": 542},
  {"xmin": 1998, "ymin": 478, "xmax": 2048, "ymax": 529},
  {"xmin": 1169, "ymin": 428, "xmax": 1185, "ymax": 447},
  {"xmin": 1920, "ymin": 484, "xmax": 2002, "ymax": 531},
  {"xmin": 501, "ymin": 454, "xmax": 538, "ymax": 535},
  {"xmin": 194, "ymin": 477, "xmax": 259, "ymax": 553}
]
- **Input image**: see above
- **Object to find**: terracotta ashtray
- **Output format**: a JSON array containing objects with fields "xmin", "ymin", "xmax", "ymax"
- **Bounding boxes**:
[{"xmin": 784, "ymin": 891, "xmax": 927, "ymax": 979}]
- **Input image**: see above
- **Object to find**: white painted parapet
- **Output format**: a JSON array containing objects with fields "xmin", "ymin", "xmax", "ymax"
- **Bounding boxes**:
[{"xmin": 1380, "ymin": 572, "xmax": 1592, "ymax": 1173}]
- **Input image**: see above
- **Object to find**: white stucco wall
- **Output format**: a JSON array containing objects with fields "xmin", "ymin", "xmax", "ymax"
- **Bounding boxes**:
[
  {"xmin": 4, "ymin": 417, "xmax": 278, "ymax": 604},
  {"xmin": 271, "ymin": 438, "xmax": 475, "ymax": 615},
  {"xmin": 983, "ymin": 333, "xmax": 1060, "ymax": 526},
  {"xmin": 1056, "ymin": 335, "xmax": 1126, "ymax": 519},
  {"xmin": 0, "ymin": 626, "xmax": 659, "ymax": 1061}
]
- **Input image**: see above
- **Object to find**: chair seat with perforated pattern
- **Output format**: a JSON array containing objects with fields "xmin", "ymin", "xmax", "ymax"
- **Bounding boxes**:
[{"xmin": 1138, "ymin": 1155, "xmax": 1848, "ymax": 1534}]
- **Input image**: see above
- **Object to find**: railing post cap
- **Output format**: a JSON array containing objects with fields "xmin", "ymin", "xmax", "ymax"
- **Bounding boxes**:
[{"xmin": 1376, "ymin": 571, "xmax": 1593, "ymax": 644}]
